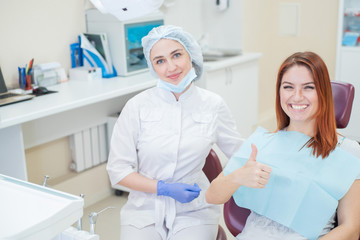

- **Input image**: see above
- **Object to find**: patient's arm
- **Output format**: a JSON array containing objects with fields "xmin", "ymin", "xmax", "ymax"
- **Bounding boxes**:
[
  {"xmin": 319, "ymin": 179, "xmax": 360, "ymax": 240},
  {"xmin": 205, "ymin": 144, "xmax": 272, "ymax": 204}
]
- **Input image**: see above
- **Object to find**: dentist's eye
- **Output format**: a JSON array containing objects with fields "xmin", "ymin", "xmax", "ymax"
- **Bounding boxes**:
[
  {"xmin": 173, "ymin": 53, "xmax": 181, "ymax": 58},
  {"xmin": 156, "ymin": 59, "xmax": 164, "ymax": 65}
]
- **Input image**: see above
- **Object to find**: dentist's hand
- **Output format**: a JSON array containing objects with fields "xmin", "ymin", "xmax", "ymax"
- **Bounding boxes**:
[
  {"xmin": 235, "ymin": 144, "xmax": 272, "ymax": 188},
  {"xmin": 157, "ymin": 181, "xmax": 201, "ymax": 203}
]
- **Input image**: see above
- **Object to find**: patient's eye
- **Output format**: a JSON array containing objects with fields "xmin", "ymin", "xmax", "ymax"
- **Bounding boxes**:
[
  {"xmin": 282, "ymin": 84, "xmax": 293, "ymax": 89},
  {"xmin": 304, "ymin": 84, "xmax": 315, "ymax": 90}
]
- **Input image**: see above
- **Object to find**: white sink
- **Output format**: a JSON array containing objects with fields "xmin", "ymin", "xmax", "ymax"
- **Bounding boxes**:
[{"xmin": 0, "ymin": 174, "xmax": 84, "ymax": 240}]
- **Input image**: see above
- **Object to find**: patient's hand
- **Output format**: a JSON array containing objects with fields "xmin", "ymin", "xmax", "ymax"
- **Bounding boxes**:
[{"xmin": 234, "ymin": 144, "xmax": 272, "ymax": 188}]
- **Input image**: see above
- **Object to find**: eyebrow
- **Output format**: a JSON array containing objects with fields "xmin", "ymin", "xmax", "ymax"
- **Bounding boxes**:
[
  {"xmin": 281, "ymin": 81, "xmax": 315, "ymax": 85},
  {"xmin": 152, "ymin": 49, "xmax": 184, "ymax": 61}
]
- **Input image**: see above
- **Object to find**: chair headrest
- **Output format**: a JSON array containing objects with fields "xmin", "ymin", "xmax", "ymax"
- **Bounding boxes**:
[{"xmin": 331, "ymin": 81, "xmax": 355, "ymax": 129}]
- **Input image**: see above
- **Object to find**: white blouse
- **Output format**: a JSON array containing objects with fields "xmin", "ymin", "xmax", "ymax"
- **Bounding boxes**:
[
  {"xmin": 107, "ymin": 84, "xmax": 243, "ymax": 239},
  {"xmin": 236, "ymin": 136, "xmax": 360, "ymax": 240}
]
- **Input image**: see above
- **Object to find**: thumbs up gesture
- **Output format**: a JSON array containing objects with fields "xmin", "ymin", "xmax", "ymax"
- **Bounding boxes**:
[{"xmin": 234, "ymin": 144, "xmax": 272, "ymax": 188}]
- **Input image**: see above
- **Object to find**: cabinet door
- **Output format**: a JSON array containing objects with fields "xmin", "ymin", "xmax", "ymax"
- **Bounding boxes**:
[
  {"xmin": 203, "ymin": 68, "xmax": 229, "ymax": 99},
  {"xmin": 230, "ymin": 61, "xmax": 259, "ymax": 138},
  {"xmin": 205, "ymin": 61, "xmax": 259, "ymax": 138},
  {"xmin": 203, "ymin": 68, "xmax": 232, "ymax": 165}
]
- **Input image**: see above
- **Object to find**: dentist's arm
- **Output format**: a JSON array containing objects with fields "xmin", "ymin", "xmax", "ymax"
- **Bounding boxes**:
[
  {"xmin": 118, "ymin": 172, "xmax": 158, "ymax": 193},
  {"xmin": 118, "ymin": 173, "xmax": 201, "ymax": 203},
  {"xmin": 205, "ymin": 144, "xmax": 272, "ymax": 204}
]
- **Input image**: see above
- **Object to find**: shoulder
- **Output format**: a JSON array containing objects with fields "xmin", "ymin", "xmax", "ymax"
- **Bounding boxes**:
[
  {"xmin": 193, "ymin": 86, "xmax": 226, "ymax": 106},
  {"xmin": 195, "ymin": 86, "xmax": 222, "ymax": 99},
  {"xmin": 125, "ymin": 87, "xmax": 158, "ymax": 106},
  {"xmin": 119, "ymin": 87, "xmax": 159, "ymax": 117},
  {"xmin": 338, "ymin": 135, "xmax": 360, "ymax": 159}
]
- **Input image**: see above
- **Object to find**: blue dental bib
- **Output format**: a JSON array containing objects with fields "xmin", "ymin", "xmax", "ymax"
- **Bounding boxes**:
[{"xmin": 224, "ymin": 127, "xmax": 360, "ymax": 239}]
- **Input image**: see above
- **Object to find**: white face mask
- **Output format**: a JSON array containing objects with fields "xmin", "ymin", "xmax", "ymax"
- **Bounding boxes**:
[{"xmin": 157, "ymin": 68, "xmax": 197, "ymax": 93}]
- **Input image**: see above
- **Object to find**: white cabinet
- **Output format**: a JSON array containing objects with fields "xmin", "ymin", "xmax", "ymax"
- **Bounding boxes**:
[
  {"xmin": 205, "ymin": 63, "xmax": 258, "ymax": 137},
  {"xmin": 198, "ymin": 53, "xmax": 261, "ymax": 164},
  {"xmin": 336, "ymin": 0, "xmax": 360, "ymax": 141},
  {"xmin": 201, "ymin": 53, "xmax": 261, "ymax": 138}
]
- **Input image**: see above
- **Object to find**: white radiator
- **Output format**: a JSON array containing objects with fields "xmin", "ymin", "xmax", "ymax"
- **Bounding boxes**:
[{"xmin": 69, "ymin": 124, "xmax": 108, "ymax": 172}]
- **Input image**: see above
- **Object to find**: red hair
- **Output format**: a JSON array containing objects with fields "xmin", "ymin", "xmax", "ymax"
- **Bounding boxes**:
[{"xmin": 275, "ymin": 52, "xmax": 337, "ymax": 158}]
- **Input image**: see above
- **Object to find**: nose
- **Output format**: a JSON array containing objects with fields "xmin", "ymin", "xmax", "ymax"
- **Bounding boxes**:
[
  {"xmin": 167, "ymin": 59, "xmax": 177, "ymax": 72},
  {"xmin": 293, "ymin": 88, "xmax": 303, "ymax": 100}
]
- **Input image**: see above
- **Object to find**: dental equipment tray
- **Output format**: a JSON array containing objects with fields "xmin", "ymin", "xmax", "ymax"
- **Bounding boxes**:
[{"xmin": 0, "ymin": 174, "xmax": 84, "ymax": 240}]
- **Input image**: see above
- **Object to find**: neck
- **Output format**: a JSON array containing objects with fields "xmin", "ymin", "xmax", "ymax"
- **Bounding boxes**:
[
  {"xmin": 286, "ymin": 120, "xmax": 316, "ymax": 137},
  {"xmin": 172, "ymin": 83, "xmax": 192, "ymax": 101}
]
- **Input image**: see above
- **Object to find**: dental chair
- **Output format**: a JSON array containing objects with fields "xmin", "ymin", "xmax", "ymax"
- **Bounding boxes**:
[
  {"xmin": 203, "ymin": 149, "xmax": 228, "ymax": 240},
  {"xmin": 222, "ymin": 81, "xmax": 356, "ymax": 237}
]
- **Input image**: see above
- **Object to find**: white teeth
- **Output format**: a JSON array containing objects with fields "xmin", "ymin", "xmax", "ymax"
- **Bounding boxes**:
[{"xmin": 291, "ymin": 104, "xmax": 307, "ymax": 110}]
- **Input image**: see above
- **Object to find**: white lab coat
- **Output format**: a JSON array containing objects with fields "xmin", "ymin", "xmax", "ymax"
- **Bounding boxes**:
[{"xmin": 107, "ymin": 84, "xmax": 243, "ymax": 239}]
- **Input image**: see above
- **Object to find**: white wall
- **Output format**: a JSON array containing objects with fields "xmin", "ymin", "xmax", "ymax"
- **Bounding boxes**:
[
  {"xmin": 162, "ymin": 0, "xmax": 243, "ymax": 50},
  {"xmin": 241, "ymin": 0, "xmax": 339, "ymax": 125},
  {"xmin": 0, "ymin": 0, "xmax": 87, "ymax": 88},
  {"xmin": 201, "ymin": 0, "xmax": 242, "ymax": 50},
  {"xmin": 161, "ymin": 0, "xmax": 204, "ymax": 40}
]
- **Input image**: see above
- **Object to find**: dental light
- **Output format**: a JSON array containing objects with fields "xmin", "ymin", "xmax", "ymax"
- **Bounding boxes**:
[{"xmin": 89, "ymin": 0, "xmax": 164, "ymax": 21}]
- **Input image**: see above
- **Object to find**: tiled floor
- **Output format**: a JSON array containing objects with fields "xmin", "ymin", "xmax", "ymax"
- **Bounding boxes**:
[{"xmin": 81, "ymin": 191, "xmax": 234, "ymax": 240}]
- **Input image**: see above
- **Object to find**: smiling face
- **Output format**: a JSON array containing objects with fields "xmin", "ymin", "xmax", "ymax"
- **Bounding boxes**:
[
  {"xmin": 150, "ymin": 39, "xmax": 192, "ymax": 85},
  {"xmin": 280, "ymin": 65, "xmax": 319, "ymax": 134}
]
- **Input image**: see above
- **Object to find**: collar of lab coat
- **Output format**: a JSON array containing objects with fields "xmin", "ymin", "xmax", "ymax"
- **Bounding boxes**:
[{"xmin": 157, "ymin": 82, "xmax": 195, "ymax": 103}]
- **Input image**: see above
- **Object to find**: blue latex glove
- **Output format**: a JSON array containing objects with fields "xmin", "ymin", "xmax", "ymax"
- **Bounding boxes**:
[{"xmin": 157, "ymin": 180, "xmax": 201, "ymax": 203}]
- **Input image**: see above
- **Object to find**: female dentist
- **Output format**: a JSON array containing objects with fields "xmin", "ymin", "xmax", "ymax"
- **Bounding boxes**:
[{"xmin": 106, "ymin": 25, "xmax": 243, "ymax": 240}]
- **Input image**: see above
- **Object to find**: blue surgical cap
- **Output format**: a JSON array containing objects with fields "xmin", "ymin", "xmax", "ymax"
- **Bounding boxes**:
[{"xmin": 142, "ymin": 25, "xmax": 203, "ymax": 80}]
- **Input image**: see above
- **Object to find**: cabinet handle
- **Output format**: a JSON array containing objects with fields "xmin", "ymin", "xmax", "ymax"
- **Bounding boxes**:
[
  {"xmin": 225, "ymin": 68, "xmax": 233, "ymax": 85},
  {"xmin": 226, "ymin": 68, "xmax": 230, "ymax": 85},
  {"xmin": 228, "ymin": 67, "xmax": 233, "ymax": 85}
]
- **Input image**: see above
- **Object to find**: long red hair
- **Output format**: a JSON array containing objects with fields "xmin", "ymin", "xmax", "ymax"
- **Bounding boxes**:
[{"xmin": 275, "ymin": 52, "xmax": 337, "ymax": 158}]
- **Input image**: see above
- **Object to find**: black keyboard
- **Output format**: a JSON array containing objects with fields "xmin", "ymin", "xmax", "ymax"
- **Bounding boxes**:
[{"xmin": 0, "ymin": 93, "xmax": 17, "ymax": 99}]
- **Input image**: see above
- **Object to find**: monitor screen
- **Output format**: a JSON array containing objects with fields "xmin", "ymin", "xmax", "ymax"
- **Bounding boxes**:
[{"xmin": 124, "ymin": 20, "xmax": 164, "ymax": 73}]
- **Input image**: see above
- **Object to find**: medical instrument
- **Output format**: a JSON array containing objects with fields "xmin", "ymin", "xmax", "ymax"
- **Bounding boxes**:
[
  {"xmin": 43, "ymin": 175, "xmax": 50, "ymax": 186},
  {"xmin": 88, "ymin": 206, "xmax": 115, "ymax": 235},
  {"xmin": 77, "ymin": 194, "xmax": 85, "ymax": 231}
]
